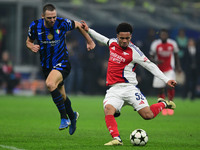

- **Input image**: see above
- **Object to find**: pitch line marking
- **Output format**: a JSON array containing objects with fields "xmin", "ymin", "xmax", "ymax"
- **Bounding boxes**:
[{"xmin": 0, "ymin": 145, "xmax": 26, "ymax": 150}]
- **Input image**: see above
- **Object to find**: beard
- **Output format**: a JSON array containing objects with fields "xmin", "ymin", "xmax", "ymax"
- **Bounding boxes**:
[
  {"xmin": 121, "ymin": 46, "xmax": 127, "ymax": 50},
  {"xmin": 44, "ymin": 20, "xmax": 55, "ymax": 28},
  {"xmin": 162, "ymin": 39, "xmax": 167, "ymax": 43}
]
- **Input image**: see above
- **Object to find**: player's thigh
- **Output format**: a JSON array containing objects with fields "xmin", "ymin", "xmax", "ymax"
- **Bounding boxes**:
[
  {"xmin": 46, "ymin": 70, "xmax": 63, "ymax": 86},
  {"xmin": 127, "ymin": 87, "xmax": 149, "ymax": 111},
  {"xmin": 103, "ymin": 87, "xmax": 124, "ymax": 113}
]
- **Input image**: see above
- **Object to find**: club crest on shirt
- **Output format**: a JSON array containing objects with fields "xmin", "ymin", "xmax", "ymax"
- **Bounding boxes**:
[
  {"xmin": 123, "ymin": 52, "xmax": 129, "ymax": 55},
  {"xmin": 47, "ymin": 33, "xmax": 53, "ymax": 40}
]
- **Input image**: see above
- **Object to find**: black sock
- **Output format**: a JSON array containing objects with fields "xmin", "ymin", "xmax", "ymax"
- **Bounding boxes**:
[
  {"xmin": 64, "ymin": 97, "xmax": 75, "ymax": 120},
  {"xmin": 50, "ymin": 89, "xmax": 67, "ymax": 119}
]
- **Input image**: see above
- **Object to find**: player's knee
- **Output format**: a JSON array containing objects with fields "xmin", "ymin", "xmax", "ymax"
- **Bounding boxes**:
[
  {"xmin": 46, "ymin": 81, "xmax": 56, "ymax": 91},
  {"xmin": 104, "ymin": 104, "xmax": 116, "ymax": 116},
  {"xmin": 141, "ymin": 112, "xmax": 154, "ymax": 120}
]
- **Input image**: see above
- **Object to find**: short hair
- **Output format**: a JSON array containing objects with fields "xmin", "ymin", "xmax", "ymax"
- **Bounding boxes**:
[
  {"xmin": 43, "ymin": 4, "xmax": 56, "ymax": 14},
  {"xmin": 160, "ymin": 29, "xmax": 168, "ymax": 34},
  {"xmin": 116, "ymin": 23, "xmax": 133, "ymax": 34}
]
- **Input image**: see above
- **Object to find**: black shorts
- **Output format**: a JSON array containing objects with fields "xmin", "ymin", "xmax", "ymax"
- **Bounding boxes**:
[{"xmin": 42, "ymin": 62, "xmax": 71, "ymax": 87}]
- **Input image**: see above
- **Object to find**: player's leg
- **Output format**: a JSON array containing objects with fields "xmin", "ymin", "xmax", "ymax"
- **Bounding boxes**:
[
  {"xmin": 59, "ymin": 85, "xmax": 79, "ymax": 135},
  {"xmin": 157, "ymin": 88, "xmax": 165, "ymax": 99},
  {"xmin": 153, "ymin": 76, "xmax": 166, "ymax": 98},
  {"xmin": 104, "ymin": 104, "xmax": 119, "ymax": 138},
  {"xmin": 167, "ymin": 70, "xmax": 176, "ymax": 101},
  {"xmin": 58, "ymin": 84, "xmax": 75, "ymax": 121},
  {"xmin": 103, "ymin": 86, "xmax": 124, "ymax": 145},
  {"xmin": 157, "ymin": 87, "xmax": 168, "ymax": 115},
  {"xmin": 129, "ymin": 91, "xmax": 164, "ymax": 119},
  {"xmin": 167, "ymin": 88, "xmax": 175, "ymax": 115},
  {"xmin": 153, "ymin": 76, "xmax": 168, "ymax": 115},
  {"xmin": 46, "ymin": 70, "xmax": 69, "ymax": 130},
  {"xmin": 167, "ymin": 88, "xmax": 175, "ymax": 101},
  {"xmin": 166, "ymin": 70, "xmax": 176, "ymax": 115},
  {"xmin": 104, "ymin": 104, "xmax": 123, "ymax": 145},
  {"xmin": 129, "ymin": 86, "xmax": 173, "ymax": 119},
  {"xmin": 57, "ymin": 72, "xmax": 79, "ymax": 135},
  {"xmin": 137, "ymin": 98, "xmax": 176, "ymax": 119}
]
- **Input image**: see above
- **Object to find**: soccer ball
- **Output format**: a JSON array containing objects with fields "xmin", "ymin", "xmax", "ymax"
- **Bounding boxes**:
[{"xmin": 130, "ymin": 129, "xmax": 148, "ymax": 146}]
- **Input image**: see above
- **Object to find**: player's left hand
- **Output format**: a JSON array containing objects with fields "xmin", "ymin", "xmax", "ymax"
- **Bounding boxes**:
[
  {"xmin": 167, "ymin": 80, "xmax": 177, "ymax": 88},
  {"xmin": 87, "ymin": 40, "xmax": 96, "ymax": 51},
  {"xmin": 81, "ymin": 20, "xmax": 89, "ymax": 32}
]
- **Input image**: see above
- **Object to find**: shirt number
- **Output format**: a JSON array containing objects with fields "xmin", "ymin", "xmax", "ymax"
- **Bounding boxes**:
[{"xmin": 135, "ymin": 93, "xmax": 145, "ymax": 100}]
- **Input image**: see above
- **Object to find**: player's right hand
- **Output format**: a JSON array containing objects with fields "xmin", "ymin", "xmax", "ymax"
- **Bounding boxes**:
[
  {"xmin": 167, "ymin": 80, "xmax": 177, "ymax": 88},
  {"xmin": 31, "ymin": 44, "xmax": 40, "ymax": 53}
]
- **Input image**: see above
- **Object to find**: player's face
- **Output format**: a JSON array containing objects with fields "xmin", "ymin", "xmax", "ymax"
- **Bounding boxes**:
[
  {"xmin": 117, "ymin": 32, "xmax": 132, "ymax": 49},
  {"xmin": 160, "ymin": 32, "xmax": 168, "ymax": 43},
  {"xmin": 43, "ymin": 10, "xmax": 57, "ymax": 28}
]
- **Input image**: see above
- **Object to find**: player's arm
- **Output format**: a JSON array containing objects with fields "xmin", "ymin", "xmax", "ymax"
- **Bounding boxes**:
[
  {"xmin": 149, "ymin": 54, "xmax": 156, "ymax": 63},
  {"xmin": 81, "ymin": 20, "xmax": 109, "ymax": 46},
  {"xmin": 142, "ymin": 60, "xmax": 176, "ymax": 88},
  {"xmin": 26, "ymin": 37, "xmax": 40, "ymax": 53},
  {"xmin": 74, "ymin": 21, "xmax": 95, "ymax": 51},
  {"xmin": 134, "ymin": 48, "xmax": 176, "ymax": 88}
]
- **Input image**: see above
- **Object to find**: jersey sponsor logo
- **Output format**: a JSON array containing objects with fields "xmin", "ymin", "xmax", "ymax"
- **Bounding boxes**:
[
  {"xmin": 158, "ymin": 48, "xmax": 172, "ymax": 57},
  {"xmin": 40, "ymin": 40, "xmax": 60, "ymax": 46},
  {"xmin": 110, "ymin": 51, "xmax": 125, "ymax": 64}
]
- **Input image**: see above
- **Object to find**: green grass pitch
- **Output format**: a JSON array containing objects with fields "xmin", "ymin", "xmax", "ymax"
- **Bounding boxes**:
[{"xmin": 0, "ymin": 95, "xmax": 200, "ymax": 150}]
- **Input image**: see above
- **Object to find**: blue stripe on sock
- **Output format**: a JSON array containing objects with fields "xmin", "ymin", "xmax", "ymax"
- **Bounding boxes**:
[
  {"xmin": 57, "ymin": 104, "xmax": 65, "ymax": 110},
  {"xmin": 54, "ymin": 95, "xmax": 62, "ymax": 100},
  {"xmin": 53, "ymin": 96, "xmax": 63, "ymax": 103}
]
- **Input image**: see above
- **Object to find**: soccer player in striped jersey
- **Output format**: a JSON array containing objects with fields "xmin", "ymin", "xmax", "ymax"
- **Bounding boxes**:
[
  {"xmin": 81, "ymin": 21, "xmax": 176, "ymax": 145},
  {"xmin": 149, "ymin": 29, "xmax": 182, "ymax": 115},
  {"xmin": 26, "ymin": 4, "xmax": 95, "ymax": 135}
]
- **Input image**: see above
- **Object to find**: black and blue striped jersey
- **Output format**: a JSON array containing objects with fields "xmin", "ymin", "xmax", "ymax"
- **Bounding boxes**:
[{"xmin": 28, "ymin": 17, "xmax": 75, "ymax": 69}]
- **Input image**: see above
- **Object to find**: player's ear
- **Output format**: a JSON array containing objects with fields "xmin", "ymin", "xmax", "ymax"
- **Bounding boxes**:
[
  {"xmin": 117, "ymin": 34, "xmax": 119, "ymax": 39},
  {"xmin": 41, "ymin": 14, "xmax": 44, "ymax": 19}
]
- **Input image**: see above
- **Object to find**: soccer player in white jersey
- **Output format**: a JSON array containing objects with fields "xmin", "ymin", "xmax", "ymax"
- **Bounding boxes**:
[
  {"xmin": 81, "ymin": 21, "xmax": 177, "ymax": 146},
  {"xmin": 149, "ymin": 29, "xmax": 182, "ymax": 116}
]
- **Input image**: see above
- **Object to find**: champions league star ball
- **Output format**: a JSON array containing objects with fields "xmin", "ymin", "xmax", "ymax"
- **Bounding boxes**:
[{"xmin": 130, "ymin": 129, "xmax": 148, "ymax": 146}]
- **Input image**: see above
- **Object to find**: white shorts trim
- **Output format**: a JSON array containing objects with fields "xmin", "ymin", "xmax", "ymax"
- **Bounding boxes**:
[{"xmin": 103, "ymin": 83, "xmax": 149, "ymax": 112}]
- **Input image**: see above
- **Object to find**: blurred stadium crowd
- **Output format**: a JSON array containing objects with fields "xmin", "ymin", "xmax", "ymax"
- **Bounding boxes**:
[{"xmin": 0, "ymin": 0, "xmax": 200, "ymax": 99}]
